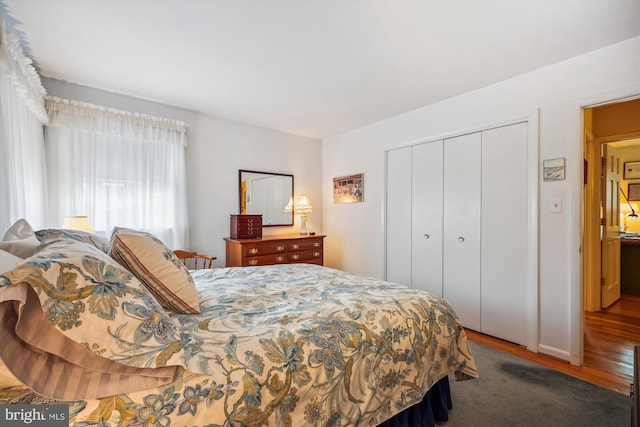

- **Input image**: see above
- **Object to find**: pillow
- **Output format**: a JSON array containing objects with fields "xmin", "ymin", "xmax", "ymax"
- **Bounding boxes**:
[
  {"xmin": 0, "ymin": 281, "xmax": 177, "ymax": 400},
  {"xmin": 109, "ymin": 227, "xmax": 200, "ymax": 314},
  {"xmin": 0, "ymin": 219, "xmax": 40, "ymax": 258},
  {"xmin": 36, "ymin": 228, "xmax": 110, "ymax": 253},
  {"xmin": 0, "ymin": 250, "xmax": 22, "ymax": 275},
  {"xmin": 0, "ymin": 239, "xmax": 185, "ymax": 368}
]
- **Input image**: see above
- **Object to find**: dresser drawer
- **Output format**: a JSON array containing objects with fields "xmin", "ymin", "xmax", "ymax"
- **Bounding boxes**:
[
  {"xmin": 288, "ymin": 249, "xmax": 322, "ymax": 263},
  {"xmin": 245, "ymin": 253, "xmax": 289, "ymax": 266},
  {"xmin": 287, "ymin": 238, "xmax": 323, "ymax": 252},
  {"xmin": 242, "ymin": 241, "xmax": 288, "ymax": 257}
]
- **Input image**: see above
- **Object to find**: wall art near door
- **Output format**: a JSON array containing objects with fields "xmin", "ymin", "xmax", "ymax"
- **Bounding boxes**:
[
  {"xmin": 333, "ymin": 173, "xmax": 364, "ymax": 203},
  {"xmin": 543, "ymin": 158, "xmax": 565, "ymax": 181},
  {"xmin": 629, "ymin": 183, "xmax": 640, "ymax": 201},
  {"xmin": 624, "ymin": 161, "xmax": 640, "ymax": 180}
]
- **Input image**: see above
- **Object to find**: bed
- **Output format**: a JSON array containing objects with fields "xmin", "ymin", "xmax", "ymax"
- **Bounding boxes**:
[{"xmin": 0, "ymin": 222, "xmax": 477, "ymax": 426}]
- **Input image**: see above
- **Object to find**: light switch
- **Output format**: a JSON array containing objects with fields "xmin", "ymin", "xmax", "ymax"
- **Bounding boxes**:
[{"xmin": 550, "ymin": 198, "xmax": 562, "ymax": 213}]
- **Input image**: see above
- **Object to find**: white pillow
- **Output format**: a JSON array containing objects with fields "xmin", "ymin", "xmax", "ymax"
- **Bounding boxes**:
[
  {"xmin": 0, "ymin": 219, "xmax": 40, "ymax": 258},
  {"xmin": 0, "ymin": 249, "xmax": 23, "ymax": 274}
]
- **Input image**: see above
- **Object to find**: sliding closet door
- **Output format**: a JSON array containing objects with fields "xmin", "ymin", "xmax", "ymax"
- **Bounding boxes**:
[
  {"xmin": 386, "ymin": 147, "xmax": 412, "ymax": 285},
  {"xmin": 411, "ymin": 141, "xmax": 444, "ymax": 296},
  {"xmin": 481, "ymin": 122, "xmax": 528, "ymax": 345},
  {"xmin": 443, "ymin": 133, "xmax": 481, "ymax": 331}
]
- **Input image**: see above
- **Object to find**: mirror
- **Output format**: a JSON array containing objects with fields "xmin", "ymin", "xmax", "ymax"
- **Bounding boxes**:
[{"xmin": 239, "ymin": 170, "xmax": 294, "ymax": 226}]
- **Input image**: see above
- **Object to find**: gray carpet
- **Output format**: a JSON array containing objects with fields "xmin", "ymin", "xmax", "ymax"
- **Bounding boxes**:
[{"xmin": 440, "ymin": 341, "xmax": 631, "ymax": 427}]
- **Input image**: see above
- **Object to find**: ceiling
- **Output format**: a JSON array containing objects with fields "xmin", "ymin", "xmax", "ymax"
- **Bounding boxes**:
[{"xmin": 2, "ymin": 0, "xmax": 639, "ymax": 140}]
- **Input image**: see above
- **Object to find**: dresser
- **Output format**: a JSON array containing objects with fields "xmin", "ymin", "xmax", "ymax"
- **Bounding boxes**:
[
  {"xmin": 224, "ymin": 234, "xmax": 325, "ymax": 267},
  {"xmin": 621, "ymin": 236, "xmax": 640, "ymax": 296}
]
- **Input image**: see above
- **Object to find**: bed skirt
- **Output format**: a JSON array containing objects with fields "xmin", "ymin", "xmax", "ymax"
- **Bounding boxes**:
[{"xmin": 378, "ymin": 375, "xmax": 452, "ymax": 427}]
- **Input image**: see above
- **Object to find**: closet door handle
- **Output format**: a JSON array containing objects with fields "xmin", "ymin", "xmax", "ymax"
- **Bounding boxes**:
[{"xmin": 458, "ymin": 236, "xmax": 465, "ymax": 242}]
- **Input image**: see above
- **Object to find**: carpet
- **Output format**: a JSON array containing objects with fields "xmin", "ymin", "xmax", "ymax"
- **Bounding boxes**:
[{"xmin": 440, "ymin": 341, "xmax": 631, "ymax": 427}]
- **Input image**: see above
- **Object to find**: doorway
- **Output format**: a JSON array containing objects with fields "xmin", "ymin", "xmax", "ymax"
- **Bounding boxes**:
[{"xmin": 583, "ymin": 98, "xmax": 640, "ymax": 379}]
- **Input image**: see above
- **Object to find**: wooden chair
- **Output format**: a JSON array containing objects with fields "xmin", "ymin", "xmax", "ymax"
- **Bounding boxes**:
[{"xmin": 173, "ymin": 250, "xmax": 216, "ymax": 269}]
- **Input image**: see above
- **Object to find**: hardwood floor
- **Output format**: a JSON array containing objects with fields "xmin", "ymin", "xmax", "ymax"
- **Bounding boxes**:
[{"xmin": 466, "ymin": 294, "xmax": 640, "ymax": 395}]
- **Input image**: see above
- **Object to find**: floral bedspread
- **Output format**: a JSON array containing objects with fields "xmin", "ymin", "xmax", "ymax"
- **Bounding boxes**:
[{"xmin": 1, "ymin": 264, "xmax": 477, "ymax": 426}]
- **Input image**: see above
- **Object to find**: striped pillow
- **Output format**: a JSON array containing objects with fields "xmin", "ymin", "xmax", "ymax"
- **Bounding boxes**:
[{"xmin": 109, "ymin": 227, "xmax": 200, "ymax": 314}]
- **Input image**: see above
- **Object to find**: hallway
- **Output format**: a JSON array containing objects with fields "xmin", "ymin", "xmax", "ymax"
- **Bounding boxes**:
[{"xmin": 583, "ymin": 294, "xmax": 640, "ymax": 393}]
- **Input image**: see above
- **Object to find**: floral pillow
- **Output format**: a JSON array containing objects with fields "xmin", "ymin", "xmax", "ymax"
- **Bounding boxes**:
[
  {"xmin": 36, "ymin": 228, "xmax": 110, "ymax": 253},
  {"xmin": 0, "ymin": 239, "xmax": 185, "ymax": 368},
  {"xmin": 109, "ymin": 227, "xmax": 200, "ymax": 314}
]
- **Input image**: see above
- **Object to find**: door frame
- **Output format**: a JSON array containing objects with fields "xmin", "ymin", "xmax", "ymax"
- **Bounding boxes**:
[
  {"xmin": 568, "ymin": 93, "xmax": 640, "ymax": 366},
  {"xmin": 584, "ymin": 103, "xmax": 640, "ymax": 314}
]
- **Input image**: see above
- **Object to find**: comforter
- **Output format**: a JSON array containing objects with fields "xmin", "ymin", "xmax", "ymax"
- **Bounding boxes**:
[{"xmin": 0, "ymin": 240, "xmax": 477, "ymax": 426}]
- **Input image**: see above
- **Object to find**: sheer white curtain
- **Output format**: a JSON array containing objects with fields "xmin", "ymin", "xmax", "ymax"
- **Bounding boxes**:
[
  {"xmin": 45, "ymin": 96, "xmax": 189, "ymax": 249},
  {"xmin": 0, "ymin": 17, "xmax": 48, "ymax": 232}
]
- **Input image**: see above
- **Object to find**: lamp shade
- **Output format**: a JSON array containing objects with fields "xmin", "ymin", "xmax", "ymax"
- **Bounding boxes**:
[
  {"xmin": 284, "ymin": 196, "xmax": 294, "ymax": 213},
  {"xmin": 295, "ymin": 195, "xmax": 313, "ymax": 214},
  {"xmin": 62, "ymin": 216, "xmax": 94, "ymax": 233}
]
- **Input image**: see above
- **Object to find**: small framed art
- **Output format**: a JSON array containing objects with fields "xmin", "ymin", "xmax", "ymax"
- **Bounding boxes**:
[
  {"xmin": 543, "ymin": 158, "xmax": 565, "ymax": 182},
  {"xmin": 333, "ymin": 173, "xmax": 364, "ymax": 203},
  {"xmin": 629, "ymin": 183, "xmax": 640, "ymax": 201},
  {"xmin": 624, "ymin": 161, "xmax": 640, "ymax": 180}
]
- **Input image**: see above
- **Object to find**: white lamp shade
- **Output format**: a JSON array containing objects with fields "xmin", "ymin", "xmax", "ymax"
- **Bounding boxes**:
[
  {"xmin": 62, "ymin": 216, "xmax": 94, "ymax": 233},
  {"xmin": 284, "ymin": 196, "xmax": 294, "ymax": 213},
  {"xmin": 295, "ymin": 195, "xmax": 313, "ymax": 214}
]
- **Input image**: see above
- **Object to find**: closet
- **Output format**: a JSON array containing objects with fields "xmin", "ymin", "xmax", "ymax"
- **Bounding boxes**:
[{"xmin": 386, "ymin": 122, "xmax": 531, "ymax": 346}]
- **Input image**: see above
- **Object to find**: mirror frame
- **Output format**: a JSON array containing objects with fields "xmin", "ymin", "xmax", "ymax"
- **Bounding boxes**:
[{"xmin": 239, "ymin": 169, "xmax": 294, "ymax": 227}]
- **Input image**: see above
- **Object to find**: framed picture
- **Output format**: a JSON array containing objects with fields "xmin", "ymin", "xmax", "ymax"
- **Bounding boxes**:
[
  {"xmin": 543, "ymin": 158, "xmax": 565, "ymax": 182},
  {"xmin": 629, "ymin": 183, "xmax": 640, "ymax": 201},
  {"xmin": 333, "ymin": 173, "xmax": 364, "ymax": 203},
  {"xmin": 624, "ymin": 161, "xmax": 640, "ymax": 180}
]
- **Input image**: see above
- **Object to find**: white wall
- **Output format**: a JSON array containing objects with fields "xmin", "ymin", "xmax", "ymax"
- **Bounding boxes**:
[
  {"xmin": 321, "ymin": 37, "xmax": 640, "ymax": 362},
  {"xmin": 186, "ymin": 114, "xmax": 322, "ymax": 262},
  {"xmin": 43, "ymin": 78, "xmax": 322, "ymax": 266}
]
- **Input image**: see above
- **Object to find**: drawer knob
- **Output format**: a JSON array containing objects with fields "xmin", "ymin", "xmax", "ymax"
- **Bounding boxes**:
[
  {"xmin": 291, "ymin": 254, "xmax": 300, "ymax": 260},
  {"xmin": 249, "ymin": 259, "xmax": 258, "ymax": 266},
  {"xmin": 292, "ymin": 244, "xmax": 300, "ymax": 250},
  {"xmin": 249, "ymin": 248, "xmax": 259, "ymax": 255},
  {"xmin": 276, "ymin": 256, "xmax": 285, "ymax": 262},
  {"xmin": 314, "ymin": 252, "xmax": 320, "ymax": 257},
  {"xmin": 424, "ymin": 234, "xmax": 430, "ymax": 239},
  {"xmin": 276, "ymin": 245, "xmax": 285, "ymax": 252},
  {"xmin": 313, "ymin": 242, "xmax": 320, "ymax": 247},
  {"xmin": 458, "ymin": 236, "xmax": 465, "ymax": 242}
]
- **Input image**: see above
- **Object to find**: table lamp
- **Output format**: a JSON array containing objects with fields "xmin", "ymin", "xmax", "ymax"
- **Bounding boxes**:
[{"xmin": 62, "ymin": 216, "xmax": 94, "ymax": 233}]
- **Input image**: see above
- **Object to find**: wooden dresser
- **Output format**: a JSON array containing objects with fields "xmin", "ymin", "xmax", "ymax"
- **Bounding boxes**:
[
  {"xmin": 621, "ymin": 236, "xmax": 640, "ymax": 296},
  {"xmin": 224, "ymin": 234, "xmax": 325, "ymax": 267}
]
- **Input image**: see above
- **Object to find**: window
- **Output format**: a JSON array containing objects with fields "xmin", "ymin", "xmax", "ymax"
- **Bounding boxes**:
[{"xmin": 44, "ymin": 97, "xmax": 189, "ymax": 248}]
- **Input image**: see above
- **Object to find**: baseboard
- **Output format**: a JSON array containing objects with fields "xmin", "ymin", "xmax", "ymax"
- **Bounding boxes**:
[{"xmin": 538, "ymin": 344, "xmax": 570, "ymax": 361}]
